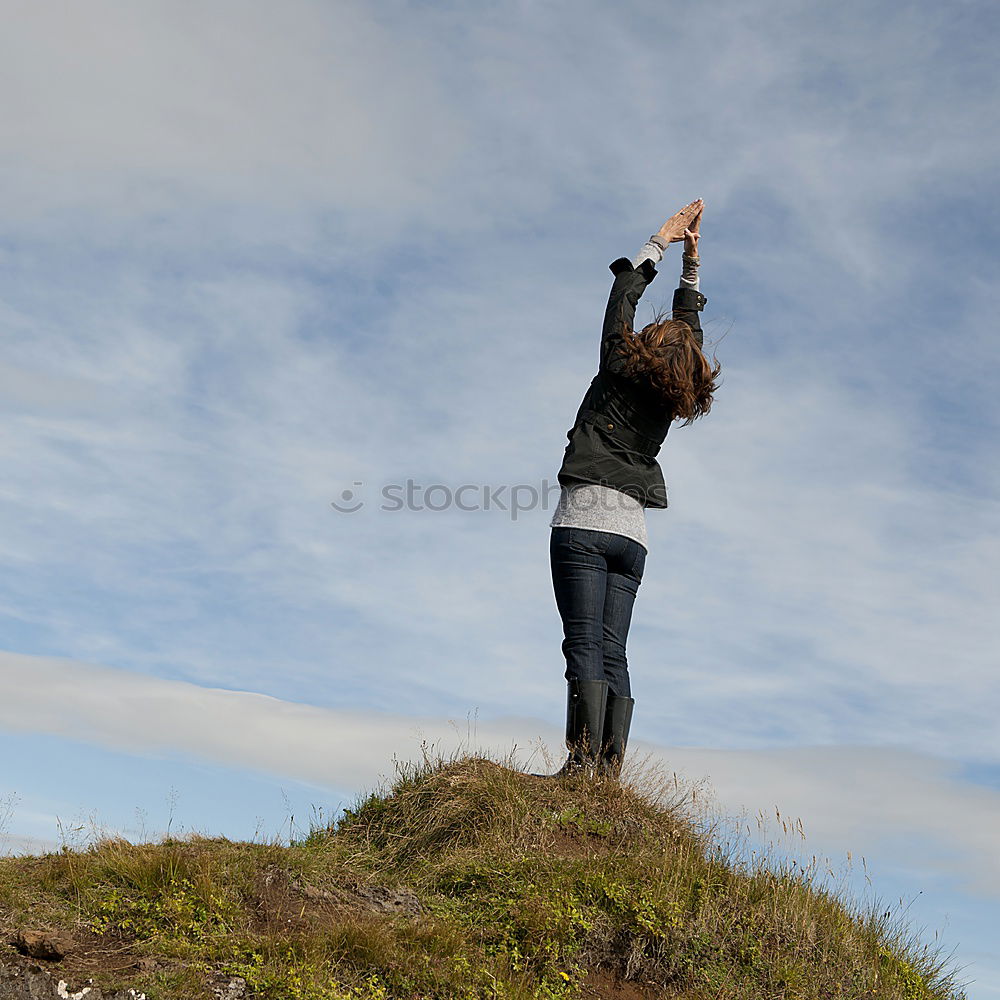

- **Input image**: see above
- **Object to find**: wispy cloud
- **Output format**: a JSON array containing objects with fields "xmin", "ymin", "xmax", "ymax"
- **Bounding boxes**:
[{"xmin": 5, "ymin": 648, "xmax": 1000, "ymax": 901}]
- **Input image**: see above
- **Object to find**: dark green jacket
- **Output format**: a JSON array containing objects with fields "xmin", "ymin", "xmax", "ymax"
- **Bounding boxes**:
[{"xmin": 555, "ymin": 256, "xmax": 707, "ymax": 508}]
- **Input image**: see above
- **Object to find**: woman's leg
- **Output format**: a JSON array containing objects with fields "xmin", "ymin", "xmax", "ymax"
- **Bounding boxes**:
[
  {"xmin": 600, "ymin": 534, "xmax": 646, "ymax": 698},
  {"xmin": 597, "ymin": 534, "xmax": 645, "ymax": 777},
  {"xmin": 546, "ymin": 527, "xmax": 613, "ymax": 773},
  {"xmin": 549, "ymin": 527, "xmax": 609, "ymax": 684}
]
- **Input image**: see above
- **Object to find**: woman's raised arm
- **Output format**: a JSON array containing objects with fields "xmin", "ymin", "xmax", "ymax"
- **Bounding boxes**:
[
  {"xmin": 680, "ymin": 203, "xmax": 701, "ymax": 290},
  {"xmin": 673, "ymin": 204, "xmax": 706, "ymax": 345}
]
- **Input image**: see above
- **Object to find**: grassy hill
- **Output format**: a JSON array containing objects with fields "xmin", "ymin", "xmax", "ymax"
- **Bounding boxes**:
[{"xmin": 0, "ymin": 749, "xmax": 966, "ymax": 999}]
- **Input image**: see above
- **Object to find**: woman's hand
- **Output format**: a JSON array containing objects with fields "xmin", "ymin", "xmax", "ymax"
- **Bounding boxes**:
[
  {"xmin": 656, "ymin": 198, "xmax": 703, "ymax": 244},
  {"xmin": 683, "ymin": 205, "xmax": 702, "ymax": 257}
]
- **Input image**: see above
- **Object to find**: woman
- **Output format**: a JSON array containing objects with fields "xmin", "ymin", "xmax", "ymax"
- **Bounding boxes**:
[{"xmin": 541, "ymin": 198, "xmax": 720, "ymax": 780}]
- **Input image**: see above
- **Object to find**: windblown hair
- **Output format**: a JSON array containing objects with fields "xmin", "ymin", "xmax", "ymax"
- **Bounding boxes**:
[{"xmin": 615, "ymin": 308, "xmax": 721, "ymax": 425}]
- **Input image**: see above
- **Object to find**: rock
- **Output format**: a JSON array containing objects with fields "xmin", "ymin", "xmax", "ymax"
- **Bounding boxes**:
[
  {"xmin": 286, "ymin": 874, "xmax": 423, "ymax": 917},
  {"xmin": 353, "ymin": 885, "xmax": 422, "ymax": 917},
  {"xmin": 211, "ymin": 977, "xmax": 247, "ymax": 999},
  {"xmin": 0, "ymin": 960, "xmax": 150, "ymax": 999},
  {"xmin": 8, "ymin": 932, "xmax": 75, "ymax": 962}
]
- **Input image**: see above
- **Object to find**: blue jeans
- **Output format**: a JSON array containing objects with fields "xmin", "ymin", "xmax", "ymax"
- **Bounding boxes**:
[{"xmin": 549, "ymin": 527, "xmax": 646, "ymax": 699}]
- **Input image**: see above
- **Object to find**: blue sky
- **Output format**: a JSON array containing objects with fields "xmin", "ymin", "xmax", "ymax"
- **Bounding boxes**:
[{"xmin": 1, "ymin": 0, "xmax": 998, "ymax": 993}]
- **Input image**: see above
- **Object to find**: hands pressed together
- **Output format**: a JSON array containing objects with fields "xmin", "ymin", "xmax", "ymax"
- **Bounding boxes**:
[{"xmin": 657, "ymin": 198, "xmax": 703, "ymax": 258}]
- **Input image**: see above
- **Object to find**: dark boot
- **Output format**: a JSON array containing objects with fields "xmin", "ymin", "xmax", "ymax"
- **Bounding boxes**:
[
  {"xmin": 533, "ymin": 678, "xmax": 608, "ymax": 778},
  {"xmin": 597, "ymin": 693, "xmax": 634, "ymax": 779}
]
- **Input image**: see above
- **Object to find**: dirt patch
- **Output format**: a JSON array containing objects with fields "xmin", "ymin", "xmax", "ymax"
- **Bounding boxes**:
[
  {"xmin": 578, "ymin": 966, "xmax": 665, "ymax": 999},
  {"xmin": 2, "ymin": 923, "xmax": 160, "ymax": 979},
  {"xmin": 542, "ymin": 825, "xmax": 616, "ymax": 859},
  {"xmin": 1, "ymin": 924, "xmax": 250, "ymax": 999},
  {"xmin": 0, "ymin": 866, "xmax": 425, "ymax": 998}
]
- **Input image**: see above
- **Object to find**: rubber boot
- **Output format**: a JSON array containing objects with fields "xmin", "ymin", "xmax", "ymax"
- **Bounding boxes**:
[
  {"xmin": 533, "ymin": 678, "xmax": 608, "ymax": 778},
  {"xmin": 597, "ymin": 693, "xmax": 634, "ymax": 779}
]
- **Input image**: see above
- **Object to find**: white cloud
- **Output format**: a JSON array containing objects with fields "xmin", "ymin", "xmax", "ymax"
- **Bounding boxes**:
[
  {"xmin": 0, "ymin": 832, "xmax": 60, "ymax": 856},
  {"xmin": 3, "ymin": 0, "xmax": 992, "ymax": 266},
  {"xmin": 0, "ymin": 0, "xmax": 464, "ymax": 232},
  {"xmin": 668, "ymin": 744, "xmax": 1000, "ymax": 897},
  {"xmin": 4, "ymin": 647, "xmax": 1000, "ymax": 900}
]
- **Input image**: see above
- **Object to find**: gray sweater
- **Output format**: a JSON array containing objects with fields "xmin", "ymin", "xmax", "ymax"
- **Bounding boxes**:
[{"xmin": 549, "ymin": 238, "xmax": 699, "ymax": 551}]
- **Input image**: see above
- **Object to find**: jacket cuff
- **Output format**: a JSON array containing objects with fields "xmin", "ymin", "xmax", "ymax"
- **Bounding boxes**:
[
  {"xmin": 609, "ymin": 257, "xmax": 657, "ymax": 281},
  {"xmin": 672, "ymin": 286, "xmax": 707, "ymax": 311}
]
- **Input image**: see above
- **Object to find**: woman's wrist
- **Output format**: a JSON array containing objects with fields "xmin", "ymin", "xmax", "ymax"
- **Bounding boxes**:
[
  {"xmin": 680, "ymin": 252, "xmax": 700, "ymax": 286},
  {"xmin": 631, "ymin": 239, "xmax": 666, "ymax": 269}
]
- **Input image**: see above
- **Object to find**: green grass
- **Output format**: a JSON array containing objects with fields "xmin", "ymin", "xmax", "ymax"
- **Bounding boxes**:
[{"xmin": 0, "ymin": 747, "xmax": 967, "ymax": 999}]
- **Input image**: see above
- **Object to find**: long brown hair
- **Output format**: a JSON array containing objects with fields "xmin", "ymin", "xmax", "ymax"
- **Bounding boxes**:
[{"xmin": 615, "ymin": 308, "xmax": 721, "ymax": 425}]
